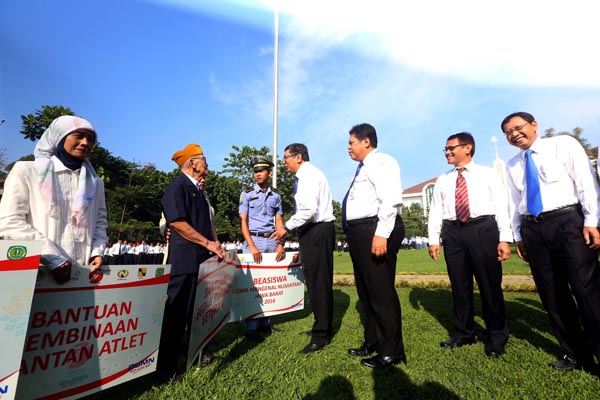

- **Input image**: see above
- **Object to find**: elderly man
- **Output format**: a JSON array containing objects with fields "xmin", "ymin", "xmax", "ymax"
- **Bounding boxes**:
[
  {"xmin": 157, "ymin": 143, "xmax": 226, "ymax": 380},
  {"xmin": 503, "ymin": 112, "xmax": 600, "ymax": 373}
]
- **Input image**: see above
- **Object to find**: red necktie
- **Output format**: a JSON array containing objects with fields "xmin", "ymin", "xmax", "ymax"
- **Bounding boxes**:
[{"xmin": 455, "ymin": 168, "xmax": 470, "ymax": 223}]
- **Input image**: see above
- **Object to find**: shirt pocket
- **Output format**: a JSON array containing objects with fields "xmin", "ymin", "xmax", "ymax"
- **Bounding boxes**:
[{"xmin": 538, "ymin": 162, "xmax": 566, "ymax": 184}]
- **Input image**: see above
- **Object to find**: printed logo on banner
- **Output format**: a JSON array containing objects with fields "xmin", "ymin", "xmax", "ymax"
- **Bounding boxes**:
[
  {"xmin": 117, "ymin": 270, "xmax": 129, "ymax": 279},
  {"xmin": 128, "ymin": 357, "xmax": 156, "ymax": 373},
  {"xmin": 1, "ymin": 384, "xmax": 10, "ymax": 394},
  {"xmin": 89, "ymin": 269, "xmax": 104, "ymax": 283},
  {"xmin": 137, "ymin": 268, "xmax": 147, "ymax": 278},
  {"xmin": 155, "ymin": 267, "xmax": 164, "ymax": 278},
  {"xmin": 7, "ymin": 245, "xmax": 27, "ymax": 260}
]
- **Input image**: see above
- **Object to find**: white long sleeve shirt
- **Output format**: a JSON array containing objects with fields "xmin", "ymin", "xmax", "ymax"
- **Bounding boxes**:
[
  {"xmin": 285, "ymin": 161, "xmax": 335, "ymax": 230},
  {"xmin": 0, "ymin": 157, "xmax": 108, "ymax": 269},
  {"xmin": 345, "ymin": 149, "xmax": 403, "ymax": 239},
  {"xmin": 428, "ymin": 161, "xmax": 513, "ymax": 245},
  {"xmin": 506, "ymin": 135, "xmax": 600, "ymax": 241}
]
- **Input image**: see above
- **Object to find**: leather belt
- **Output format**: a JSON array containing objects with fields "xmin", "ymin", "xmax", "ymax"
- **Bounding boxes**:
[
  {"xmin": 523, "ymin": 204, "xmax": 579, "ymax": 223},
  {"xmin": 443, "ymin": 215, "xmax": 494, "ymax": 227},
  {"xmin": 347, "ymin": 216, "xmax": 378, "ymax": 227},
  {"xmin": 249, "ymin": 231, "xmax": 273, "ymax": 238}
]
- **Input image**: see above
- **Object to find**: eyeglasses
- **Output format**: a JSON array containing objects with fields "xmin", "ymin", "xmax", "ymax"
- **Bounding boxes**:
[
  {"xmin": 504, "ymin": 121, "xmax": 530, "ymax": 136},
  {"xmin": 443, "ymin": 144, "xmax": 467, "ymax": 152},
  {"xmin": 283, "ymin": 153, "xmax": 297, "ymax": 160}
]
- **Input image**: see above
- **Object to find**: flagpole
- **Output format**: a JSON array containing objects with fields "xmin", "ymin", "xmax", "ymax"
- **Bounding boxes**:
[{"xmin": 272, "ymin": 7, "xmax": 279, "ymax": 188}]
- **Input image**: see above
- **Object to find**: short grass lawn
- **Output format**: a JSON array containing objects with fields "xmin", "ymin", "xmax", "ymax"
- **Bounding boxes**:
[{"xmin": 93, "ymin": 287, "xmax": 599, "ymax": 400}]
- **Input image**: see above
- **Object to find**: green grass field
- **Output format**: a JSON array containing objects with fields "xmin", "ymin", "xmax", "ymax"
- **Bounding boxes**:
[
  {"xmin": 333, "ymin": 246, "xmax": 532, "ymax": 275},
  {"xmin": 93, "ymin": 287, "xmax": 599, "ymax": 400}
]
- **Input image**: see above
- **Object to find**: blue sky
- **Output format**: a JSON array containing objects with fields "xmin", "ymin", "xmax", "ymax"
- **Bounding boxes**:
[{"xmin": 1, "ymin": 0, "xmax": 600, "ymax": 201}]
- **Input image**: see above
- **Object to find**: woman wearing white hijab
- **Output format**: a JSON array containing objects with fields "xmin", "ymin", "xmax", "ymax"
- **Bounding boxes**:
[{"xmin": 0, "ymin": 115, "xmax": 108, "ymax": 283}]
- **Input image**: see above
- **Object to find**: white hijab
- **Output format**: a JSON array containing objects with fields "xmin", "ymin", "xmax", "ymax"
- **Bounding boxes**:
[{"xmin": 34, "ymin": 115, "xmax": 98, "ymax": 241}]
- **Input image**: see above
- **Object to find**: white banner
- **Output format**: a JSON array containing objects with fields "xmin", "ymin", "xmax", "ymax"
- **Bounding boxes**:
[
  {"xmin": 187, "ymin": 251, "xmax": 236, "ymax": 369},
  {"xmin": 0, "ymin": 240, "xmax": 42, "ymax": 400},
  {"xmin": 16, "ymin": 263, "xmax": 171, "ymax": 400},
  {"xmin": 229, "ymin": 252, "xmax": 304, "ymax": 322}
]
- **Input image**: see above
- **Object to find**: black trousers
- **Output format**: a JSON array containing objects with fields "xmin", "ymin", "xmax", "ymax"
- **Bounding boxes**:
[
  {"xmin": 522, "ymin": 207, "xmax": 600, "ymax": 365},
  {"xmin": 347, "ymin": 216, "xmax": 405, "ymax": 356},
  {"xmin": 298, "ymin": 221, "xmax": 335, "ymax": 345},
  {"xmin": 442, "ymin": 217, "xmax": 509, "ymax": 345}
]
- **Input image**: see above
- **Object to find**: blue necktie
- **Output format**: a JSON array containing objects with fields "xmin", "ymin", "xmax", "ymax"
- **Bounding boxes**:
[
  {"xmin": 525, "ymin": 149, "xmax": 543, "ymax": 217},
  {"xmin": 342, "ymin": 162, "xmax": 363, "ymax": 233}
]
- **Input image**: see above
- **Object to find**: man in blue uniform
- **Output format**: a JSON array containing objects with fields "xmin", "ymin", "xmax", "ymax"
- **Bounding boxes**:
[
  {"xmin": 239, "ymin": 155, "xmax": 286, "ymax": 341},
  {"xmin": 158, "ymin": 143, "xmax": 226, "ymax": 381}
]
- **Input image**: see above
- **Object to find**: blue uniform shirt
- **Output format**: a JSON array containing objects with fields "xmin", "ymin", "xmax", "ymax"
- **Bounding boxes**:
[{"xmin": 239, "ymin": 184, "xmax": 283, "ymax": 233}]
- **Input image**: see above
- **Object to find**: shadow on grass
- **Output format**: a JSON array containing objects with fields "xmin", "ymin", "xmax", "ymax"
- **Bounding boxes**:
[
  {"xmin": 504, "ymin": 296, "xmax": 562, "ymax": 357},
  {"xmin": 372, "ymin": 366, "xmax": 459, "ymax": 400},
  {"xmin": 303, "ymin": 375, "xmax": 355, "ymax": 400},
  {"xmin": 408, "ymin": 288, "xmax": 463, "ymax": 337},
  {"xmin": 208, "ymin": 288, "xmax": 351, "ymax": 376},
  {"xmin": 408, "ymin": 287, "xmax": 562, "ymax": 357}
]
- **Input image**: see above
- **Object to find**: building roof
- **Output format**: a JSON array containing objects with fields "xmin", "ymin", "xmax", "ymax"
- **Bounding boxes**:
[{"xmin": 403, "ymin": 177, "xmax": 437, "ymax": 195}]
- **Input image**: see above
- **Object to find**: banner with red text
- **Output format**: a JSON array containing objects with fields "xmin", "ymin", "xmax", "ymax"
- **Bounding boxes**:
[
  {"xmin": 16, "ymin": 263, "xmax": 171, "ymax": 400},
  {"xmin": 229, "ymin": 252, "xmax": 304, "ymax": 322},
  {"xmin": 187, "ymin": 251, "xmax": 236, "ymax": 369},
  {"xmin": 0, "ymin": 240, "xmax": 42, "ymax": 400}
]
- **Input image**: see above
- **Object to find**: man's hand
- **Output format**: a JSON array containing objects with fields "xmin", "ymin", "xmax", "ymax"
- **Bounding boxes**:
[
  {"xmin": 207, "ymin": 240, "xmax": 226, "ymax": 259},
  {"xmin": 275, "ymin": 244, "xmax": 286, "ymax": 262},
  {"xmin": 583, "ymin": 226, "xmax": 600, "ymax": 250},
  {"xmin": 428, "ymin": 245, "xmax": 440, "ymax": 261},
  {"xmin": 270, "ymin": 227, "xmax": 288, "ymax": 242},
  {"xmin": 165, "ymin": 228, "xmax": 171, "ymax": 243},
  {"xmin": 90, "ymin": 255, "xmax": 103, "ymax": 272},
  {"xmin": 249, "ymin": 244, "xmax": 263, "ymax": 264},
  {"xmin": 371, "ymin": 235, "xmax": 387, "ymax": 257},
  {"xmin": 497, "ymin": 242, "xmax": 511, "ymax": 261},
  {"xmin": 51, "ymin": 260, "xmax": 72, "ymax": 285},
  {"xmin": 515, "ymin": 241, "xmax": 528, "ymax": 262}
]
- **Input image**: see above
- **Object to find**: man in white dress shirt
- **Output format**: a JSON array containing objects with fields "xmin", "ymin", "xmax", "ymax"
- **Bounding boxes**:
[
  {"xmin": 503, "ymin": 111, "xmax": 600, "ymax": 373},
  {"xmin": 428, "ymin": 132, "xmax": 511, "ymax": 358},
  {"xmin": 343, "ymin": 123, "xmax": 406, "ymax": 369},
  {"xmin": 272, "ymin": 143, "xmax": 336, "ymax": 354}
]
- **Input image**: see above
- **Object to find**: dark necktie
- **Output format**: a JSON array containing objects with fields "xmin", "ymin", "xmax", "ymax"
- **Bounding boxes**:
[
  {"xmin": 342, "ymin": 162, "xmax": 364, "ymax": 233},
  {"xmin": 525, "ymin": 149, "xmax": 543, "ymax": 216},
  {"xmin": 292, "ymin": 177, "xmax": 298, "ymax": 214},
  {"xmin": 455, "ymin": 167, "xmax": 470, "ymax": 223}
]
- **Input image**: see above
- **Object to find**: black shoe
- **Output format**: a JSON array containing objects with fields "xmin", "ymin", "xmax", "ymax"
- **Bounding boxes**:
[
  {"xmin": 258, "ymin": 324, "xmax": 282, "ymax": 333},
  {"xmin": 440, "ymin": 336, "xmax": 476, "ymax": 349},
  {"xmin": 245, "ymin": 332, "xmax": 264, "ymax": 343},
  {"xmin": 550, "ymin": 355, "xmax": 580, "ymax": 371},
  {"xmin": 348, "ymin": 343, "xmax": 377, "ymax": 357},
  {"xmin": 361, "ymin": 354, "xmax": 407, "ymax": 369},
  {"xmin": 301, "ymin": 342, "xmax": 328, "ymax": 354},
  {"xmin": 484, "ymin": 343, "xmax": 505, "ymax": 358},
  {"xmin": 201, "ymin": 351, "xmax": 222, "ymax": 365}
]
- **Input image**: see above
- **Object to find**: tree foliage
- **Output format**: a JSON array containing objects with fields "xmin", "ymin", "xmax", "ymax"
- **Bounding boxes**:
[
  {"xmin": 20, "ymin": 105, "xmax": 75, "ymax": 141},
  {"xmin": 402, "ymin": 203, "xmax": 428, "ymax": 238}
]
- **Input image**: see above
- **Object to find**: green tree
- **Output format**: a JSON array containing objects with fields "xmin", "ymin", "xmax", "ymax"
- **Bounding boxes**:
[
  {"xmin": 0, "ymin": 148, "xmax": 7, "ymax": 178},
  {"xmin": 217, "ymin": 145, "xmax": 297, "ymax": 240},
  {"xmin": 402, "ymin": 203, "xmax": 427, "ymax": 238},
  {"xmin": 20, "ymin": 105, "xmax": 74, "ymax": 141}
]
